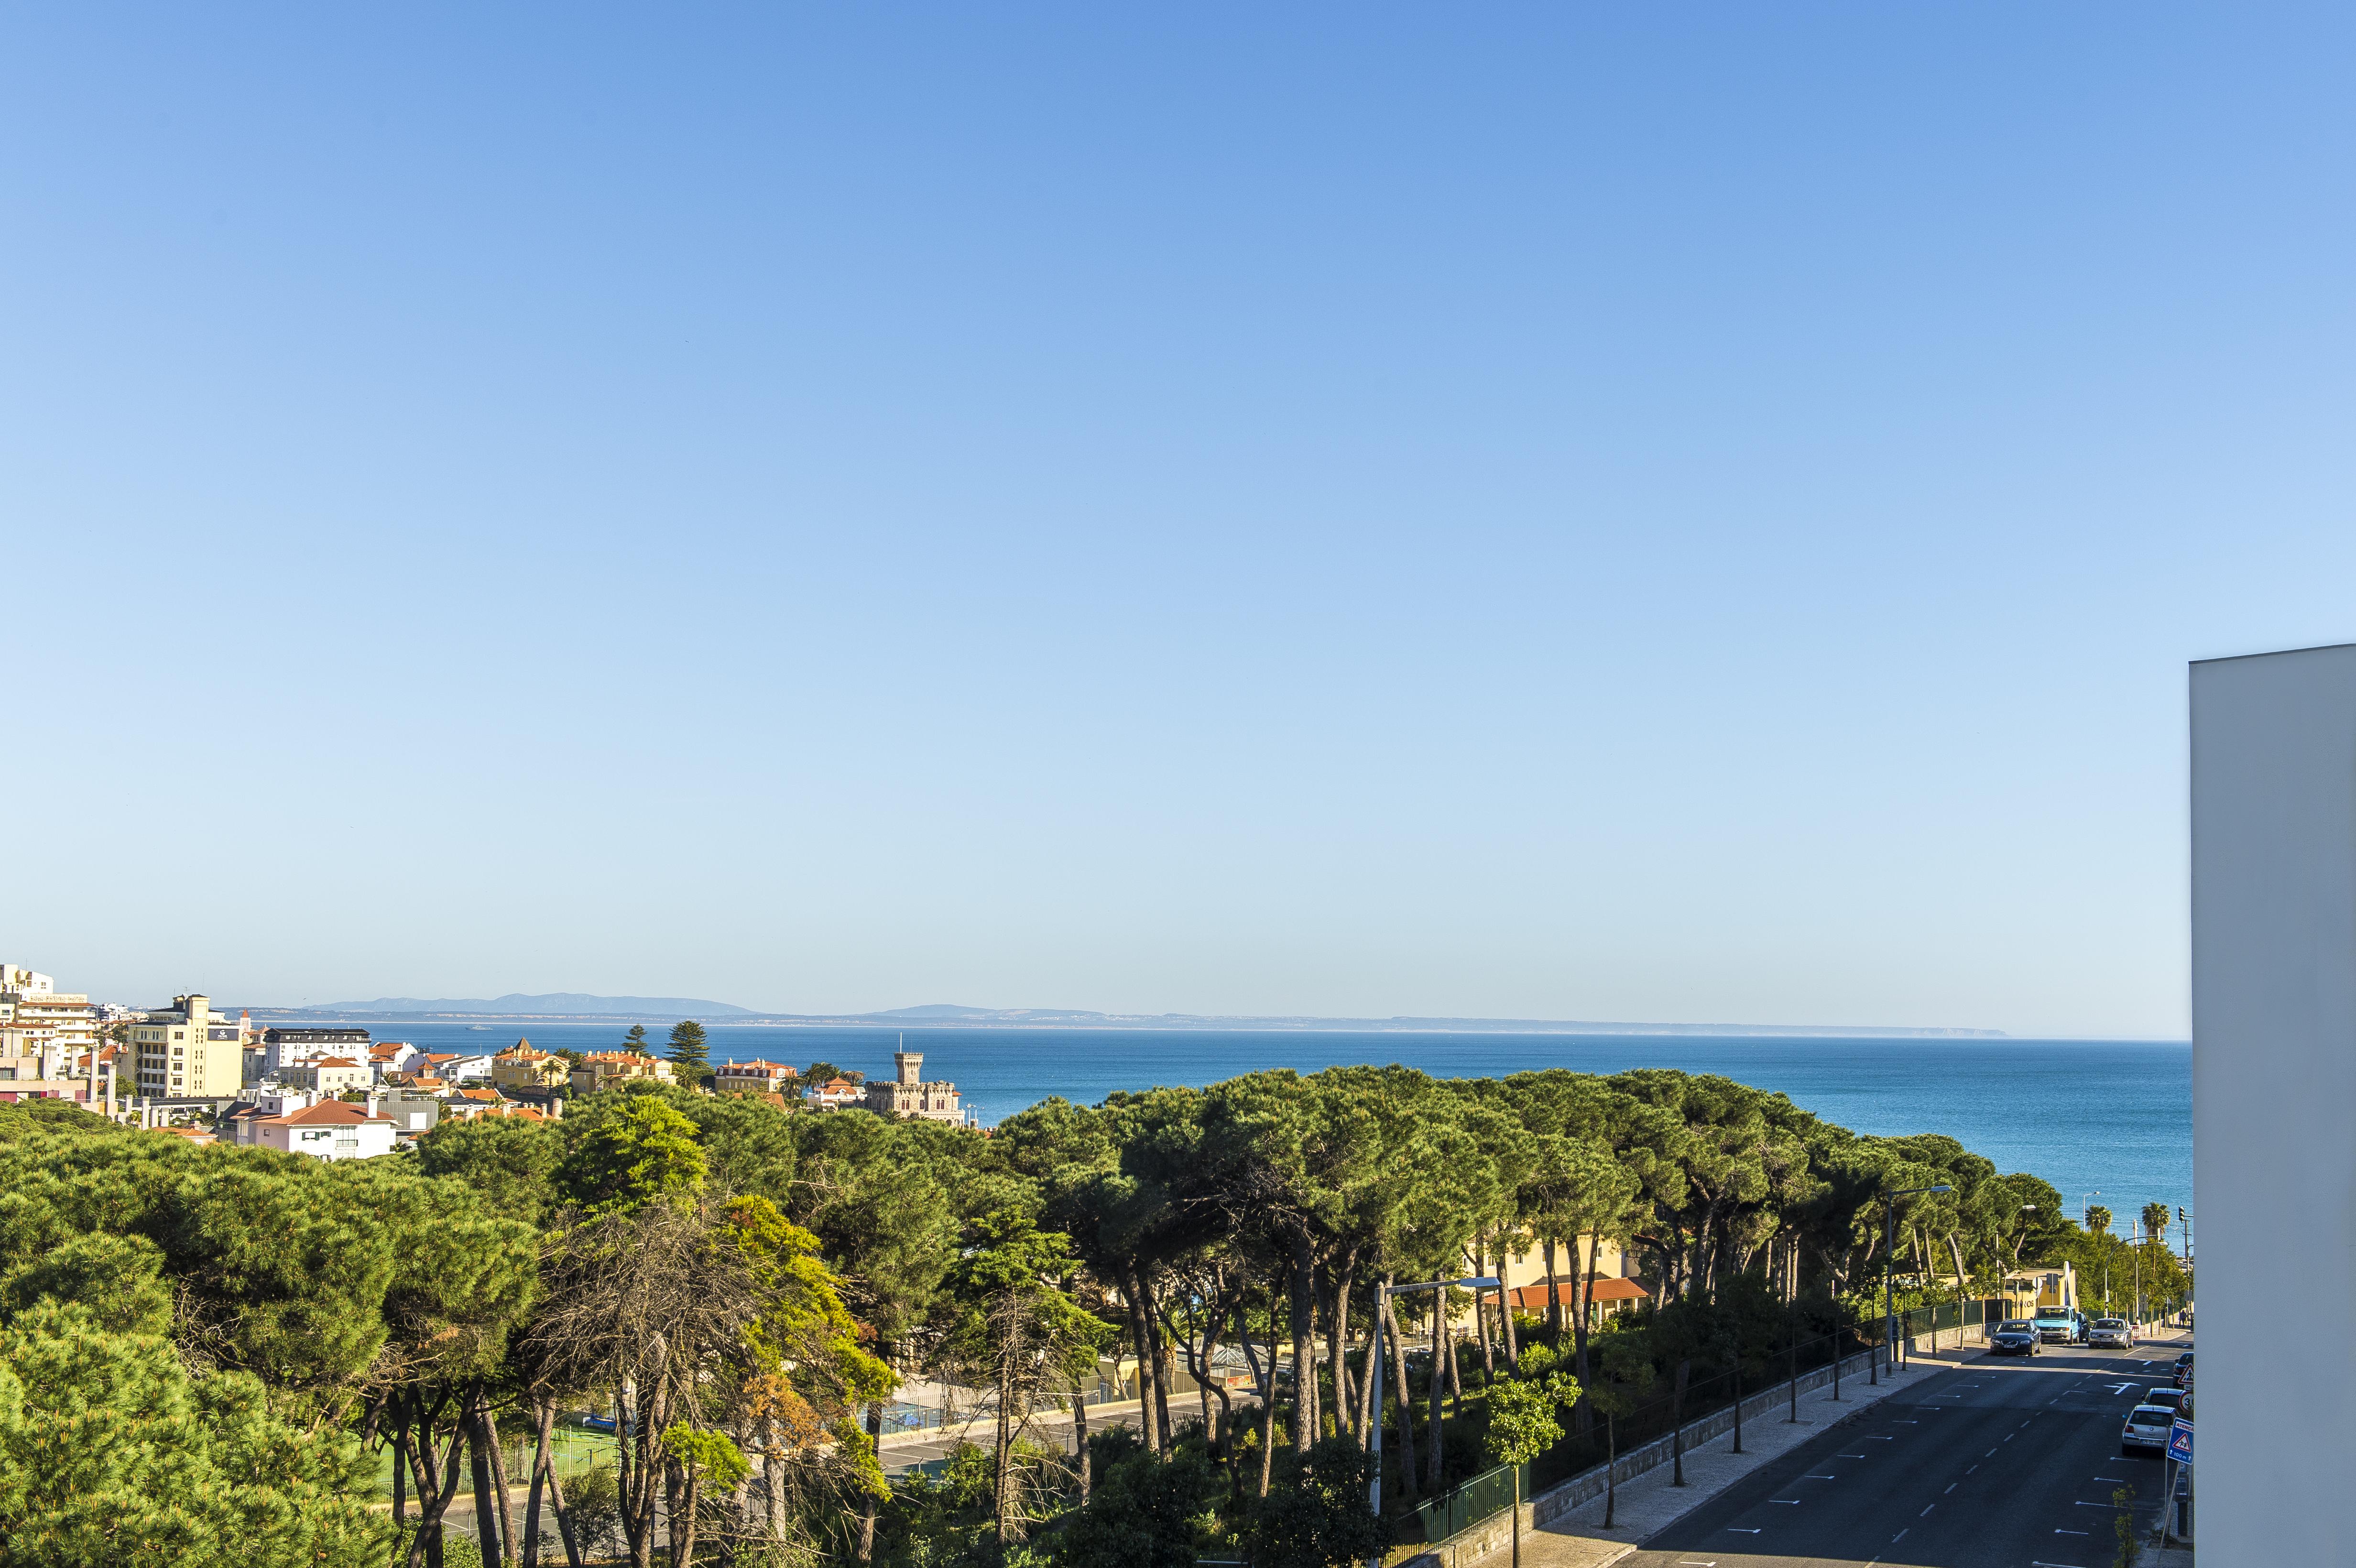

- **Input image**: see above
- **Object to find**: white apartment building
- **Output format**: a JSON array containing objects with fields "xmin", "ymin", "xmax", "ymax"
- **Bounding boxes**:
[
  {"xmin": 275, "ymin": 1056, "xmax": 370, "ymax": 1096},
  {"xmin": 240, "ymin": 1098, "xmax": 395, "ymax": 1161},
  {"xmin": 0, "ymin": 968, "xmax": 96, "ymax": 1056},
  {"xmin": 2191, "ymin": 642, "xmax": 2354, "ymax": 1561},
  {"xmin": 132, "ymin": 994, "xmax": 247, "ymax": 1099}
]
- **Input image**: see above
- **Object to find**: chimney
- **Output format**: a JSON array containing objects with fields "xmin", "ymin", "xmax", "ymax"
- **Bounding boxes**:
[{"xmin": 896, "ymin": 1051, "xmax": 922, "ymax": 1086}]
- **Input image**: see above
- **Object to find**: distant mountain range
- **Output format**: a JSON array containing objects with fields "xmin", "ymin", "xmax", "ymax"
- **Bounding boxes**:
[{"xmin": 251, "ymin": 995, "xmax": 2000, "ymax": 1036}]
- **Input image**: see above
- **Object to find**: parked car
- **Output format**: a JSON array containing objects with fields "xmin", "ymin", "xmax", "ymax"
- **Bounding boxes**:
[
  {"xmin": 1990, "ymin": 1319, "xmax": 2040, "ymax": 1356},
  {"xmin": 2175, "ymin": 1351, "xmax": 2194, "ymax": 1388},
  {"xmin": 2142, "ymin": 1386, "xmax": 2187, "ymax": 1414},
  {"xmin": 2122, "ymin": 1405, "xmax": 2177, "ymax": 1454},
  {"xmin": 2089, "ymin": 1318, "xmax": 2133, "ymax": 1349}
]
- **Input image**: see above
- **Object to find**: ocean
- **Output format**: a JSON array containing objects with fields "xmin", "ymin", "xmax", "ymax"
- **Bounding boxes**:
[{"xmin": 347, "ymin": 1022, "xmax": 2192, "ymax": 1224}]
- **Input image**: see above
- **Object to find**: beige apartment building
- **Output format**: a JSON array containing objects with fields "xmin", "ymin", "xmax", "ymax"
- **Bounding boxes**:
[{"xmin": 133, "ymin": 994, "xmax": 246, "ymax": 1098}]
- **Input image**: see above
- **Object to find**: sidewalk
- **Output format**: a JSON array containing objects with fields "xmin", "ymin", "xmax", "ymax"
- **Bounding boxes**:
[{"xmin": 1417, "ymin": 1349, "xmax": 1967, "ymax": 1568}]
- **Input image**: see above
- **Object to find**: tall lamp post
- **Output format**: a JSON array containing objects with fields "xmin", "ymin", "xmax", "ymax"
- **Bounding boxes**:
[
  {"xmin": 1883, "ymin": 1184, "xmax": 1952, "ymax": 1369},
  {"xmin": 1368, "ymin": 1274, "xmax": 1502, "ymax": 1517}
]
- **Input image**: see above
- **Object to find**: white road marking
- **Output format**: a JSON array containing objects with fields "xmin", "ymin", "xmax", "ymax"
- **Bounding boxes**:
[
  {"xmin": 2055, "ymin": 1528, "xmax": 2089, "ymax": 1535},
  {"xmin": 2093, "ymin": 1477, "xmax": 2129, "ymax": 1483},
  {"xmin": 1770, "ymin": 1498, "xmax": 1800, "ymax": 1504},
  {"xmin": 1966, "ymin": 1465, "xmax": 1978, "ymax": 1474},
  {"xmin": 1804, "ymin": 1474, "xmax": 1837, "ymax": 1480},
  {"xmin": 1724, "ymin": 1527, "xmax": 1761, "ymax": 1535},
  {"xmin": 1984, "ymin": 1448, "xmax": 1998, "ymax": 1458},
  {"xmin": 1865, "ymin": 1436, "xmax": 1894, "ymax": 1441},
  {"xmin": 1920, "ymin": 1504, "xmax": 1935, "ymax": 1517},
  {"xmin": 1945, "ymin": 1483, "xmax": 1957, "ymax": 1493},
  {"xmin": 1891, "ymin": 1529, "xmax": 1908, "ymax": 1544},
  {"xmin": 1839, "ymin": 1453, "xmax": 1868, "ymax": 1458}
]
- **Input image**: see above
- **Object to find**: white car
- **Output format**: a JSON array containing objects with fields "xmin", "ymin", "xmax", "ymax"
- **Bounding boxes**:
[
  {"xmin": 2122, "ymin": 1405, "xmax": 2176, "ymax": 1454},
  {"xmin": 2089, "ymin": 1318, "xmax": 2133, "ymax": 1349}
]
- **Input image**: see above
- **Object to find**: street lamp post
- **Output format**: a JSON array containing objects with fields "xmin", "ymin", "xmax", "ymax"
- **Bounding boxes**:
[
  {"xmin": 1883, "ymin": 1185, "xmax": 1952, "ymax": 1371},
  {"xmin": 1368, "ymin": 1274, "xmax": 1501, "ymax": 1518}
]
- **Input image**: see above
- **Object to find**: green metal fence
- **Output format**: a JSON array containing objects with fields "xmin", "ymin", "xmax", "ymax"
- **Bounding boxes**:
[{"xmin": 1414, "ymin": 1461, "xmax": 1529, "ymax": 1544}]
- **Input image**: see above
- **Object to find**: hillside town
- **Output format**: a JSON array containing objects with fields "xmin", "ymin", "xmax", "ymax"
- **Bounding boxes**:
[{"xmin": 0, "ymin": 963, "xmax": 974, "ymax": 1158}]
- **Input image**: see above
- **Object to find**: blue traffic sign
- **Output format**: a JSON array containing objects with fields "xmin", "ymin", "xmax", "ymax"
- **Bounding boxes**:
[{"xmin": 2168, "ymin": 1419, "xmax": 2193, "ymax": 1464}]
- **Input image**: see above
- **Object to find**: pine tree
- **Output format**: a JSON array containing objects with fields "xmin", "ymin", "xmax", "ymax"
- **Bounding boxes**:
[
  {"xmin": 667, "ymin": 1019, "xmax": 710, "ymax": 1082},
  {"xmin": 623, "ymin": 1024, "xmax": 649, "ymax": 1053}
]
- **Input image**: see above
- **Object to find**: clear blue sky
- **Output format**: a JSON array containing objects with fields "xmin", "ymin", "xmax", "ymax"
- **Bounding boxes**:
[{"xmin": 9, "ymin": 6, "xmax": 2352, "ymax": 1035}]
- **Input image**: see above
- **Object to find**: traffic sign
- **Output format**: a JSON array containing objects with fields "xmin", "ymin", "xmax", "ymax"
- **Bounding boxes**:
[{"xmin": 2168, "ymin": 1419, "xmax": 2193, "ymax": 1464}]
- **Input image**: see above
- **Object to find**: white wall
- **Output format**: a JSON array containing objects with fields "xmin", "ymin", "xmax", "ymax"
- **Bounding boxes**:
[{"xmin": 2191, "ymin": 642, "xmax": 2356, "ymax": 1561}]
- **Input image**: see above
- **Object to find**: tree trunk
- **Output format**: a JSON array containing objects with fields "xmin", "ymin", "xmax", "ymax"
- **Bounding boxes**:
[
  {"xmin": 1423, "ymin": 1291, "xmax": 1445, "ymax": 1491},
  {"xmin": 485, "ymin": 1405, "xmax": 519, "ymax": 1568},
  {"xmin": 1542, "ymin": 1236, "xmax": 1562, "ymax": 1338},
  {"xmin": 1471, "ymin": 1241, "xmax": 1495, "ymax": 1385},
  {"xmin": 857, "ymin": 1403, "xmax": 883, "ymax": 1562},
  {"xmin": 994, "ymin": 1326, "xmax": 1019, "ymax": 1545},
  {"xmin": 1572, "ymin": 1230, "xmax": 1600, "ymax": 1433},
  {"xmin": 545, "ymin": 1463, "xmax": 585, "ymax": 1568},
  {"xmin": 1231, "ymin": 1296, "xmax": 1262, "ymax": 1499},
  {"xmin": 1146, "ymin": 1271, "xmax": 1177, "ymax": 1454},
  {"xmin": 1499, "ymin": 1250, "xmax": 1520, "ymax": 1368},
  {"xmin": 1072, "ymin": 1383, "xmax": 1092, "ymax": 1502},
  {"xmin": 1255, "ymin": 1276, "xmax": 1281, "ymax": 1496},
  {"xmin": 469, "ymin": 1388, "xmax": 505, "ymax": 1568},
  {"xmin": 524, "ymin": 1401, "xmax": 553, "ymax": 1568},
  {"xmin": 1375, "ymin": 1290, "xmax": 1413, "ymax": 1497},
  {"xmin": 1327, "ymin": 1247, "xmax": 1359, "ymax": 1438},
  {"xmin": 1287, "ymin": 1238, "xmax": 1316, "ymax": 1453},
  {"xmin": 1384, "ymin": 1289, "xmax": 1418, "ymax": 1501},
  {"xmin": 1121, "ymin": 1265, "xmax": 1163, "ymax": 1458},
  {"xmin": 763, "ymin": 1452, "xmax": 787, "ymax": 1553},
  {"xmin": 671, "ymin": 1470, "xmax": 701, "ymax": 1568},
  {"xmin": 402, "ymin": 1393, "xmax": 473, "ymax": 1568}
]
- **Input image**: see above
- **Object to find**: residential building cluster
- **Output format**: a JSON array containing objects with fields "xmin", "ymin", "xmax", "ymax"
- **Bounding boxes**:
[{"xmin": 1, "ymin": 964, "xmax": 976, "ymax": 1169}]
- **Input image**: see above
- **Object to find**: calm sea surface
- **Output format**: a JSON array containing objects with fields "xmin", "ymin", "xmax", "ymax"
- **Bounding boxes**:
[{"xmin": 353, "ymin": 1023, "xmax": 2192, "ymax": 1220}]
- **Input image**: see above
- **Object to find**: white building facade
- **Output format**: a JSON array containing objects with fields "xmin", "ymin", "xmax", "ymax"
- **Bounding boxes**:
[{"xmin": 2190, "ymin": 642, "xmax": 2356, "ymax": 1561}]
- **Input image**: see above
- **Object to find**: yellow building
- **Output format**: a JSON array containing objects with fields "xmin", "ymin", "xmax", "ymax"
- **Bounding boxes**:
[
  {"xmin": 567, "ymin": 1051, "xmax": 674, "ymax": 1097},
  {"xmin": 132, "ymin": 994, "xmax": 246, "ymax": 1099},
  {"xmin": 492, "ymin": 1041, "xmax": 571, "ymax": 1092}
]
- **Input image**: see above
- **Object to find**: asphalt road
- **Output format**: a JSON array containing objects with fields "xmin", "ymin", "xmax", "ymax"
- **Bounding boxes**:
[{"xmin": 1625, "ymin": 1336, "xmax": 2190, "ymax": 1568}]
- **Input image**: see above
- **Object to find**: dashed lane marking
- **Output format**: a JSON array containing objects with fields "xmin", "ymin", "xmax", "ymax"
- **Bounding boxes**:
[
  {"xmin": 1891, "ymin": 1529, "xmax": 1908, "ymax": 1544},
  {"xmin": 1723, "ymin": 1528, "xmax": 1761, "ymax": 1535},
  {"xmin": 1920, "ymin": 1504, "xmax": 1935, "ymax": 1517},
  {"xmin": 2055, "ymin": 1528, "xmax": 2089, "ymax": 1535},
  {"xmin": 1945, "ymin": 1483, "xmax": 1957, "ymax": 1494},
  {"xmin": 1804, "ymin": 1474, "xmax": 1837, "ymax": 1480}
]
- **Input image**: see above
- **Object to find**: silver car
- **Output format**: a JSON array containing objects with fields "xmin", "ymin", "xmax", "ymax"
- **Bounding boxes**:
[
  {"xmin": 2089, "ymin": 1318, "xmax": 2133, "ymax": 1349},
  {"xmin": 2122, "ymin": 1404, "xmax": 2176, "ymax": 1454}
]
